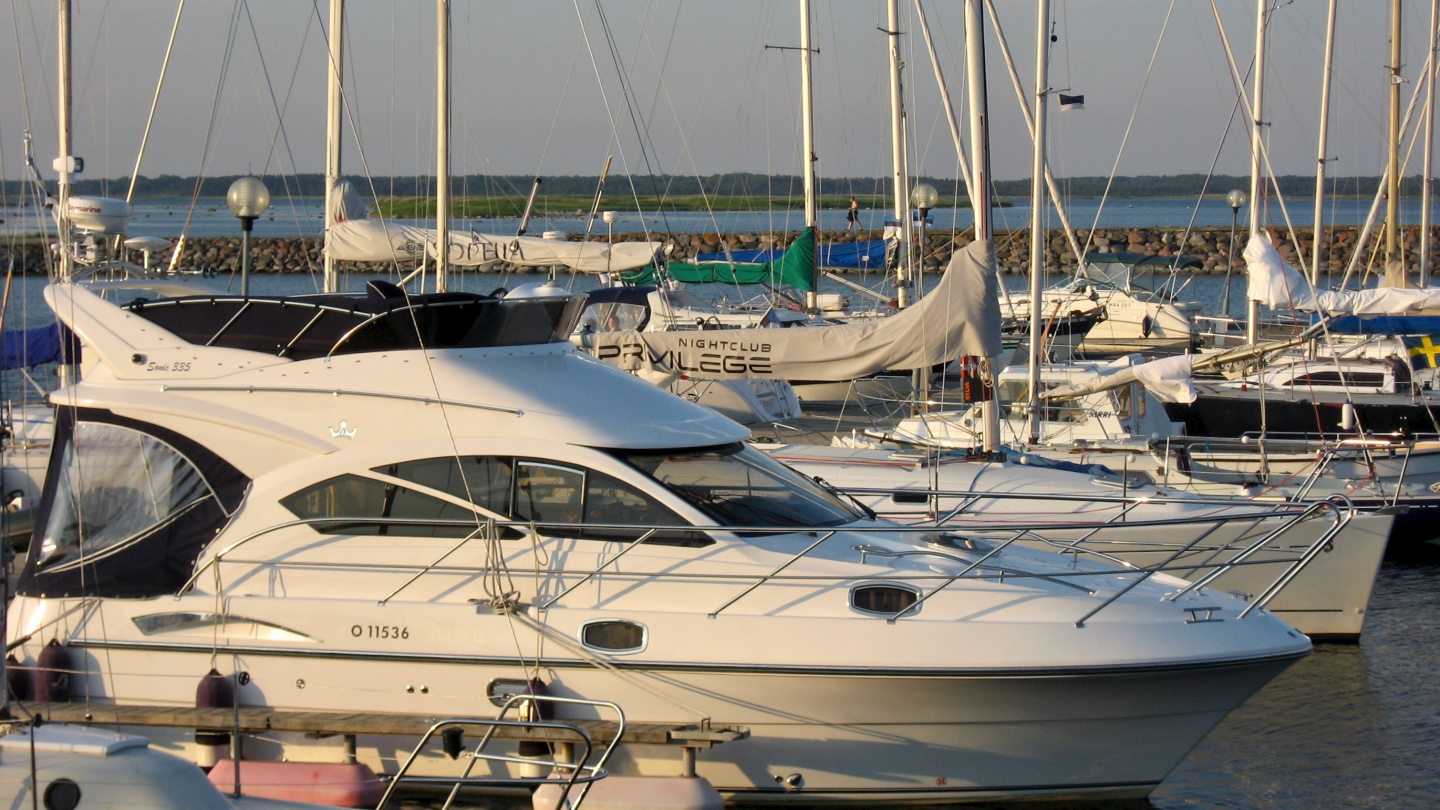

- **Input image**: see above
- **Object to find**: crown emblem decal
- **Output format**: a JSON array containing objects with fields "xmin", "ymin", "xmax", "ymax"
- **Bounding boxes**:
[{"xmin": 328, "ymin": 421, "xmax": 358, "ymax": 440}]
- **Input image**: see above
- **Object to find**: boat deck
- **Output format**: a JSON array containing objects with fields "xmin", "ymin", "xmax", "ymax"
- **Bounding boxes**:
[{"xmin": 16, "ymin": 701, "xmax": 748, "ymax": 749}]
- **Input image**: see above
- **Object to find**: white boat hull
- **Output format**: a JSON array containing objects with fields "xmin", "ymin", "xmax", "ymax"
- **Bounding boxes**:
[{"xmin": 42, "ymin": 633, "xmax": 1299, "ymax": 803}]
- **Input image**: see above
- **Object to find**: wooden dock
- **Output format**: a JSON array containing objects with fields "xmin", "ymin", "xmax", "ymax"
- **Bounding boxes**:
[{"xmin": 16, "ymin": 702, "xmax": 747, "ymax": 749}]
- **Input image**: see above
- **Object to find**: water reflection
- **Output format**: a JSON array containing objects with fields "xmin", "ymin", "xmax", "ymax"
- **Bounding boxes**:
[{"xmin": 1153, "ymin": 559, "xmax": 1440, "ymax": 809}]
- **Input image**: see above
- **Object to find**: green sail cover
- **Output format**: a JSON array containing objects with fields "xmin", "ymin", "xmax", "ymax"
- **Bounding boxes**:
[{"xmin": 625, "ymin": 226, "xmax": 816, "ymax": 291}]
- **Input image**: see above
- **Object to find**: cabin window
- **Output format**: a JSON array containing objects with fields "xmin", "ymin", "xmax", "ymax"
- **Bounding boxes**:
[
  {"xmin": 1288, "ymin": 371, "xmax": 1386, "ymax": 389},
  {"xmin": 579, "ymin": 619, "xmax": 647, "ymax": 654},
  {"xmin": 620, "ymin": 443, "xmax": 859, "ymax": 530},
  {"xmin": 998, "ymin": 380, "xmax": 1028, "ymax": 404},
  {"xmin": 515, "ymin": 462, "xmax": 587, "ymax": 524},
  {"xmin": 377, "ymin": 456, "xmax": 513, "ymax": 516},
  {"xmin": 581, "ymin": 470, "xmax": 704, "ymax": 544},
  {"xmin": 376, "ymin": 456, "xmax": 706, "ymax": 545},
  {"xmin": 577, "ymin": 302, "xmax": 647, "ymax": 334},
  {"xmin": 1116, "ymin": 384, "xmax": 1133, "ymax": 420},
  {"xmin": 38, "ymin": 422, "xmax": 214, "ymax": 570},
  {"xmin": 850, "ymin": 584, "xmax": 921, "ymax": 616},
  {"xmin": 281, "ymin": 474, "xmax": 478, "ymax": 537}
]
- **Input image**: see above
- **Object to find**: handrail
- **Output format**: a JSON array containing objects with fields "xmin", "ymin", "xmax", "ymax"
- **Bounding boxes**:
[
  {"xmin": 1240, "ymin": 500, "xmax": 1355, "ymax": 618},
  {"xmin": 157, "ymin": 384, "xmax": 523, "ymax": 416},
  {"xmin": 836, "ymin": 483, "xmax": 1355, "ymax": 511},
  {"xmin": 378, "ymin": 522, "xmax": 490, "ymax": 605},
  {"xmin": 540, "ymin": 528, "xmax": 658, "ymax": 609},
  {"xmin": 1162, "ymin": 499, "xmax": 1346, "ymax": 601},
  {"xmin": 178, "ymin": 494, "xmax": 1356, "ymax": 630},
  {"xmin": 375, "ymin": 694, "xmax": 626, "ymax": 810},
  {"xmin": 707, "ymin": 531, "xmax": 837, "ymax": 618}
]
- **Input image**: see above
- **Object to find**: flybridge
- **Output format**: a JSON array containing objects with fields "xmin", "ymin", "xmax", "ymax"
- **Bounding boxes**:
[{"xmin": 122, "ymin": 284, "xmax": 585, "ymax": 360}]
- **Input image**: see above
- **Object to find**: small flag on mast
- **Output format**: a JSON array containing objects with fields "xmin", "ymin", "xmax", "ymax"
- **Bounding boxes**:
[{"xmin": 1059, "ymin": 93, "xmax": 1085, "ymax": 111}]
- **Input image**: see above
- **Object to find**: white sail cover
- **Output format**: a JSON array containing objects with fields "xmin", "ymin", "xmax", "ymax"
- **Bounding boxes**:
[
  {"xmin": 326, "ymin": 219, "xmax": 661, "ymax": 272},
  {"xmin": 584, "ymin": 240, "xmax": 1002, "ymax": 381},
  {"xmin": 1040, "ymin": 354, "xmax": 1198, "ymax": 405},
  {"xmin": 333, "ymin": 179, "xmax": 367, "ymax": 222},
  {"xmin": 1246, "ymin": 232, "xmax": 1440, "ymax": 314}
]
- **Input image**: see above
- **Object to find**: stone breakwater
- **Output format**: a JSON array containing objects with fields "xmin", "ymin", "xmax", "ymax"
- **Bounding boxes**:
[{"xmin": 3, "ymin": 225, "xmax": 1439, "ymax": 277}]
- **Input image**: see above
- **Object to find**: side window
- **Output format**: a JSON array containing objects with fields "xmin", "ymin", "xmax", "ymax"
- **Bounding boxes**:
[
  {"xmin": 583, "ymin": 471, "xmax": 706, "ymax": 545},
  {"xmin": 371, "ymin": 457, "xmax": 709, "ymax": 546},
  {"xmin": 378, "ymin": 456, "xmax": 513, "ymax": 516},
  {"xmin": 281, "ymin": 474, "xmax": 477, "ymax": 537},
  {"xmin": 514, "ymin": 463, "xmax": 585, "ymax": 524}
]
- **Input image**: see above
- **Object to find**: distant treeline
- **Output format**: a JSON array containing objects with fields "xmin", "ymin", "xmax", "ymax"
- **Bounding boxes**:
[{"xmin": 0, "ymin": 172, "xmax": 1428, "ymax": 200}]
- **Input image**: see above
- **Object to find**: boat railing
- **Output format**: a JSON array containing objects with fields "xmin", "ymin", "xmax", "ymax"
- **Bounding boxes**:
[
  {"xmin": 375, "ymin": 694, "xmax": 626, "ymax": 810},
  {"xmin": 178, "ymin": 489, "xmax": 1353, "ymax": 630}
]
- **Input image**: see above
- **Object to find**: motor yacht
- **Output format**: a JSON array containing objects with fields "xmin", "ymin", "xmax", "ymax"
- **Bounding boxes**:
[{"xmin": 8, "ymin": 279, "xmax": 1311, "ymax": 803}]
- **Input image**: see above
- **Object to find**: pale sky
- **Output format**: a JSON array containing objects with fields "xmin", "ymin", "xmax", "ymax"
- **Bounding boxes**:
[{"xmin": 0, "ymin": 1, "xmax": 1433, "ymax": 192}]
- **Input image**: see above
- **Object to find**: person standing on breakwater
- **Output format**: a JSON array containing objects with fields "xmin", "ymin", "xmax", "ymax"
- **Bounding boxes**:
[{"xmin": 846, "ymin": 196, "xmax": 860, "ymax": 232}]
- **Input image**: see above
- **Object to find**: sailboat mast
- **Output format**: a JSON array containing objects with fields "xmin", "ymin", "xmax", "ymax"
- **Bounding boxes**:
[
  {"xmin": 1423, "ymin": 0, "xmax": 1438, "ymax": 287},
  {"xmin": 914, "ymin": 0, "xmax": 975, "ymax": 209},
  {"xmin": 1026, "ymin": 0, "xmax": 1050, "ymax": 445},
  {"xmin": 965, "ymin": 0, "xmax": 1000, "ymax": 454},
  {"xmin": 1312, "ymin": 0, "xmax": 1337, "ymax": 286},
  {"xmin": 887, "ymin": 0, "xmax": 913, "ymax": 308},
  {"xmin": 800, "ymin": 0, "xmax": 818, "ymax": 309},
  {"xmin": 435, "ymin": 0, "xmax": 451, "ymax": 293},
  {"xmin": 1245, "ymin": 0, "xmax": 1267, "ymax": 344},
  {"xmin": 56, "ymin": 0, "xmax": 75, "ymax": 284},
  {"xmin": 1387, "ymin": 0, "xmax": 1404, "ymax": 286},
  {"xmin": 324, "ymin": 0, "xmax": 345, "ymax": 293}
]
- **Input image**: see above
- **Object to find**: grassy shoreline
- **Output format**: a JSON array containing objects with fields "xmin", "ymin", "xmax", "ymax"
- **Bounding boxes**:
[{"xmin": 371, "ymin": 194, "xmax": 994, "ymax": 218}]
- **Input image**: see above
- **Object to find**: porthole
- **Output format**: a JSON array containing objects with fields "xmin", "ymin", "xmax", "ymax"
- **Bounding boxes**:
[
  {"xmin": 579, "ymin": 619, "xmax": 647, "ymax": 655},
  {"xmin": 44, "ymin": 779, "xmax": 81, "ymax": 810},
  {"xmin": 851, "ymin": 584, "xmax": 921, "ymax": 616}
]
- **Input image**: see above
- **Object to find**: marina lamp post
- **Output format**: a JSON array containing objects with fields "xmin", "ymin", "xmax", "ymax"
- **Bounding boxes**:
[
  {"xmin": 228, "ymin": 176, "xmax": 271, "ymax": 296},
  {"xmin": 910, "ymin": 183, "xmax": 940, "ymax": 410},
  {"xmin": 910, "ymin": 183, "xmax": 940, "ymax": 299},
  {"xmin": 1222, "ymin": 189, "xmax": 1247, "ymax": 317},
  {"xmin": 603, "ymin": 210, "xmax": 618, "ymax": 283}
]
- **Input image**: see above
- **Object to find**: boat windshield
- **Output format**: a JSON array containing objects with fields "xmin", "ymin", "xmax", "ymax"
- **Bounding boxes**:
[{"xmin": 618, "ymin": 443, "xmax": 860, "ymax": 529}]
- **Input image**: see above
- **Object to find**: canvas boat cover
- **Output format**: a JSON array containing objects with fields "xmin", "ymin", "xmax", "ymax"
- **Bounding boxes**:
[
  {"xmin": 649, "ymin": 226, "xmax": 818, "ymax": 290},
  {"xmin": 2, "ymin": 324, "xmax": 75, "ymax": 369},
  {"xmin": 695, "ymin": 238, "xmax": 890, "ymax": 271},
  {"xmin": 1040, "ymin": 354, "xmax": 1198, "ymax": 404},
  {"xmin": 327, "ymin": 219, "xmax": 661, "ymax": 273},
  {"xmin": 1247, "ymin": 233, "xmax": 1440, "ymax": 315},
  {"xmin": 584, "ymin": 239, "xmax": 1001, "ymax": 381}
]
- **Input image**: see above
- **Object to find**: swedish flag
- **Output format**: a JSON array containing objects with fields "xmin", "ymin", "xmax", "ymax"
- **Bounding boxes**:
[{"xmin": 1403, "ymin": 334, "xmax": 1440, "ymax": 369}]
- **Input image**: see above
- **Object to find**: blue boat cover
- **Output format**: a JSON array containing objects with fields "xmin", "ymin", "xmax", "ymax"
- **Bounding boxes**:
[
  {"xmin": 1317, "ymin": 314, "xmax": 1440, "ymax": 335},
  {"xmin": 3, "ymin": 324, "xmax": 76, "ymax": 370},
  {"xmin": 696, "ymin": 239, "xmax": 889, "ymax": 270}
]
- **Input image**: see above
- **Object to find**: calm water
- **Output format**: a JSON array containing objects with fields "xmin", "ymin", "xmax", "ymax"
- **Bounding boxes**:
[
  {"xmin": 5, "ymin": 196, "xmax": 1440, "ymax": 239},
  {"xmin": 4, "ymin": 270, "xmax": 1437, "ymax": 809}
]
